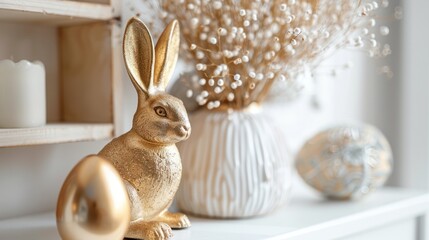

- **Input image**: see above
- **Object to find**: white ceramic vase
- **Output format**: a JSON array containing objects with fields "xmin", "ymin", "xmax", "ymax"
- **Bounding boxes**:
[{"xmin": 177, "ymin": 108, "xmax": 292, "ymax": 218}]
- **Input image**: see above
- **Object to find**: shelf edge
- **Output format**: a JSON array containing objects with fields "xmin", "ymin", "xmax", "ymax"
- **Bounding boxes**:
[
  {"xmin": 0, "ymin": 123, "xmax": 113, "ymax": 147},
  {"xmin": 0, "ymin": 0, "xmax": 116, "ymax": 22}
]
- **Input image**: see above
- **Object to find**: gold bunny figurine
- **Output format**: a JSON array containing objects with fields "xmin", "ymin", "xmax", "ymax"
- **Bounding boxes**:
[{"xmin": 98, "ymin": 17, "xmax": 191, "ymax": 240}]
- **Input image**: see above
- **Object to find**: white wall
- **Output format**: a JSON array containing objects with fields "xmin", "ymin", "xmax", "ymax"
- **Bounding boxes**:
[
  {"xmin": 399, "ymin": 0, "xmax": 429, "ymax": 189},
  {"xmin": 268, "ymin": 51, "xmax": 367, "ymax": 153}
]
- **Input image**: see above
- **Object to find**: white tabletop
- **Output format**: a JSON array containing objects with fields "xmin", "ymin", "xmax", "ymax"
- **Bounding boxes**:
[{"xmin": 1, "ymin": 182, "xmax": 428, "ymax": 240}]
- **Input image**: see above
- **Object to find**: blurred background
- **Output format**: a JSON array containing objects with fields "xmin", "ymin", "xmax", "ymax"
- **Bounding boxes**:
[{"xmin": 0, "ymin": 0, "xmax": 428, "ymax": 220}]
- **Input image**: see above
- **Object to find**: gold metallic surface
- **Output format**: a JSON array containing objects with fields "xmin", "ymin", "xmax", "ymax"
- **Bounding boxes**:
[
  {"xmin": 154, "ymin": 20, "xmax": 180, "ymax": 91},
  {"xmin": 56, "ymin": 155, "xmax": 130, "ymax": 240},
  {"xmin": 98, "ymin": 17, "xmax": 191, "ymax": 240}
]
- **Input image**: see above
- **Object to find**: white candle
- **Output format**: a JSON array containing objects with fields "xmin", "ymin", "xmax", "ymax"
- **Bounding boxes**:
[{"xmin": 0, "ymin": 60, "xmax": 46, "ymax": 128}]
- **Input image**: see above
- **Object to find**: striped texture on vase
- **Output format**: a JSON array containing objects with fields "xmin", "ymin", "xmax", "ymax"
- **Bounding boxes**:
[{"xmin": 177, "ymin": 109, "xmax": 292, "ymax": 218}]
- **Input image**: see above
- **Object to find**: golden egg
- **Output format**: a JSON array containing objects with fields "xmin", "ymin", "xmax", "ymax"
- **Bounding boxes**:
[{"xmin": 56, "ymin": 155, "xmax": 130, "ymax": 240}]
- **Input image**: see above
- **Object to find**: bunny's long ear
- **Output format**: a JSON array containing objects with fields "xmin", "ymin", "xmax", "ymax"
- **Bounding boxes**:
[
  {"xmin": 123, "ymin": 17, "xmax": 155, "ymax": 97},
  {"xmin": 153, "ymin": 20, "xmax": 180, "ymax": 91}
]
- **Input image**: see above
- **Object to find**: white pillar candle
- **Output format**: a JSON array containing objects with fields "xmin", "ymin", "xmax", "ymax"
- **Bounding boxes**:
[{"xmin": 0, "ymin": 60, "xmax": 46, "ymax": 128}]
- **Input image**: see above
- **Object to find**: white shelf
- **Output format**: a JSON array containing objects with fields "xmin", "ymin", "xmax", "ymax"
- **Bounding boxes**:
[
  {"xmin": 0, "ymin": 123, "xmax": 113, "ymax": 147},
  {"xmin": 1, "ymin": 186, "xmax": 428, "ymax": 240},
  {"xmin": 0, "ymin": 0, "xmax": 118, "ymax": 26}
]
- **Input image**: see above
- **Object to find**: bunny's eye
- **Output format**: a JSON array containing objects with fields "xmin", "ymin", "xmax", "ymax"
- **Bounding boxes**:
[{"xmin": 154, "ymin": 106, "xmax": 167, "ymax": 117}]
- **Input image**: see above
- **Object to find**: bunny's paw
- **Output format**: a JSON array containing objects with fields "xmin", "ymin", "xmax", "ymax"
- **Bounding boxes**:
[
  {"xmin": 154, "ymin": 212, "xmax": 191, "ymax": 229},
  {"xmin": 126, "ymin": 220, "xmax": 172, "ymax": 240}
]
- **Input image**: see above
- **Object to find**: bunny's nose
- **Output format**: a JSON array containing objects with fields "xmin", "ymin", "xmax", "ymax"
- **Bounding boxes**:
[
  {"xmin": 181, "ymin": 124, "xmax": 191, "ymax": 132},
  {"xmin": 178, "ymin": 124, "xmax": 191, "ymax": 139}
]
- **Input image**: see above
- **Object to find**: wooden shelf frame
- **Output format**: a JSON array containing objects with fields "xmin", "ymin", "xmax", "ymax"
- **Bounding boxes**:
[
  {"xmin": 0, "ymin": 123, "xmax": 114, "ymax": 147},
  {"xmin": 0, "ymin": 10, "xmax": 123, "ymax": 147},
  {"xmin": 0, "ymin": 0, "xmax": 120, "ymax": 25}
]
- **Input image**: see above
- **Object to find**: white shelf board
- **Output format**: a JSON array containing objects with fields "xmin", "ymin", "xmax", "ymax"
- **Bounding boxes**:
[
  {"xmin": 0, "ymin": 123, "xmax": 113, "ymax": 147},
  {"xmin": 1, "ymin": 185, "xmax": 428, "ymax": 240},
  {"xmin": 0, "ymin": 0, "xmax": 117, "ymax": 26}
]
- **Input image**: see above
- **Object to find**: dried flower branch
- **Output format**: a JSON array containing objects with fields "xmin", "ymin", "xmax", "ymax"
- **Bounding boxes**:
[{"xmin": 140, "ymin": 0, "xmax": 400, "ymax": 110}]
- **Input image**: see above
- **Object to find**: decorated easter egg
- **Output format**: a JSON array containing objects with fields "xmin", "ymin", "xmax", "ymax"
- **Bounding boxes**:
[
  {"xmin": 56, "ymin": 155, "xmax": 130, "ymax": 240},
  {"xmin": 296, "ymin": 125, "xmax": 392, "ymax": 199}
]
